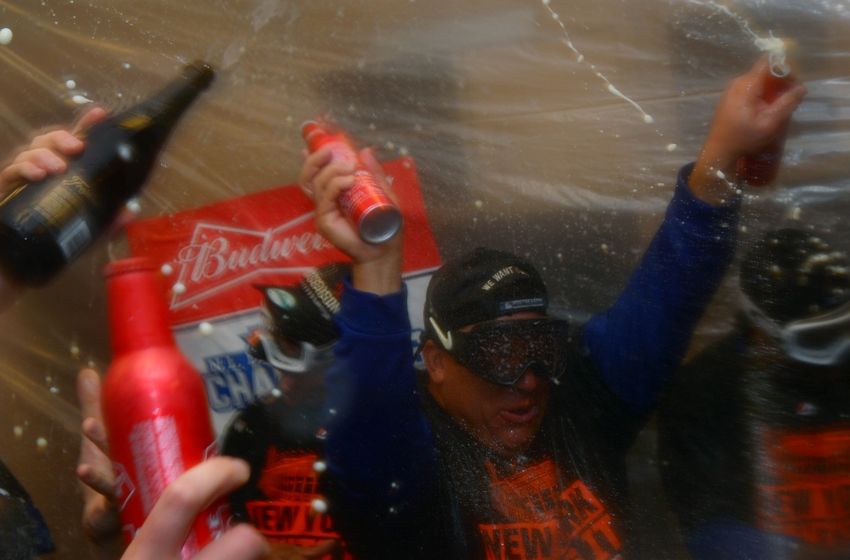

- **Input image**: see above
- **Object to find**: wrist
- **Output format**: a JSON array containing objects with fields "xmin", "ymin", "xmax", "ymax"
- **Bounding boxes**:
[
  {"xmin": 689, "ymin": 147, "xmax": 742, "ymax": 206},
  {"xmin": 696, "ymin": 139, "xmax": 740, "ymax": 179},
  {"xmin": 352, "ymin": 251, "xmax": 402, "ymax": 295}
]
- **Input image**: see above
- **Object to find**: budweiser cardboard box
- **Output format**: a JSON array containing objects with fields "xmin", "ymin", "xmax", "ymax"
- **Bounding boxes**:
[{"xmin": 127, "ymin": 157, "xmax": 440, "ymax": 435}]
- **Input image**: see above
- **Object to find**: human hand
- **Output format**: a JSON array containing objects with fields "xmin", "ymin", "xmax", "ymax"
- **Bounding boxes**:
[
  {"xmin": 0, "ymin": 107, "xmax": 107, "ymax": 193},
  {"xmin": 299, "ymin": 145, "xmax": 402, "ymax": 295},
  {"xmin": 690, "ymin": 57, "xmax": 807, "ymax": 204},
  {"xmin": 120, "ymin": 457, "xmax": 269, "ymax": 560},
  {"xmin": 76, "ymin": 368, "xmax": 122, "ymax": 551},
  {"xmin": 703, "ymin": 56, "xmax": 806, "ymax": 171}
]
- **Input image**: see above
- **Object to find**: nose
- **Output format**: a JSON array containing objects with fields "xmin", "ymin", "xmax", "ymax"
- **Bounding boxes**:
[{"xmin": 513, "ymin": 367, "xmax": 544, "ymax": 392}]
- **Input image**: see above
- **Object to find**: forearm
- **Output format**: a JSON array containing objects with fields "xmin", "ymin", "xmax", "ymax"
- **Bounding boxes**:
[
  {"xmin": 583, "ymin": 163, "xmax": 739, "ymax": 414},
  {"xmin": 324, "ymin": 282, "xmax": 435, "ymax": 513}
]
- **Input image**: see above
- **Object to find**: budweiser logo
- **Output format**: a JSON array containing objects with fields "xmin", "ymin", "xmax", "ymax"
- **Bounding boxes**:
[{"xmin": 170, "ymin": 212, "xmax": 335, "ymax": 311}]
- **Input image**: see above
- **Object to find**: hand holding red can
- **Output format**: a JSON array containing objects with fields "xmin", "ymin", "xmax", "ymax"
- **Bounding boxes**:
[{"xmin": 301, "ymin": 121, "xmax": 402, "ymax": 244}]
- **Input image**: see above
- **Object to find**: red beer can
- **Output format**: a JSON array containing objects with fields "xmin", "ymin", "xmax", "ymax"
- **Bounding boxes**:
[
  {"xmin": 102, "ymin": 257, "xmax": 226, "ymax": 558},
  {"xmin": 302, "ymin": 120, "xmax": 402, "ymax": 243}
]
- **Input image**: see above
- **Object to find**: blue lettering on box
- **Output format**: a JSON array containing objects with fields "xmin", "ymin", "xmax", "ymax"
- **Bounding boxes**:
[{"xmin": 202, "ymin": 351, "xmax": 280, "ymax": 413}]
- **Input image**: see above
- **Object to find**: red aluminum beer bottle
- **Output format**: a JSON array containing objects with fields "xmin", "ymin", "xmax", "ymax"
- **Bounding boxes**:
[
  {"xmin": 302, "ymin": 120, "xmax": 402, "ymax": 243},
  {"xmin": 737, "ymin": 60, "xmax": 793, "ymax": 187},
  {"xmin": 102, "ymin": 257, "xmax": 226, "ymax": 556}
]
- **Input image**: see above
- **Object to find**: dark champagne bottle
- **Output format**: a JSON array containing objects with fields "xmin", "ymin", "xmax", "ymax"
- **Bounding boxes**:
[{"xmin": 0, "ymin": 61, "xmax": 215, "ymax": 286}]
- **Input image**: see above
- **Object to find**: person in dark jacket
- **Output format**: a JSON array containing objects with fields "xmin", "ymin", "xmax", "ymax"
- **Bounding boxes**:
[
  {"xmin": 297, "ymin": 58, "xmax": 807, "ymax": 559},
  {"xmin": 658, "ymin": 228, "xmax": 850, "ymax": 560},
  {"xmin": 221, "ymin": 263, "xmax": 351, "ymax": 559}
]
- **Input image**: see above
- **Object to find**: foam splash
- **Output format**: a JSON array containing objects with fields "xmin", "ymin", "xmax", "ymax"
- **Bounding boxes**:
[
  {"xmin": 687, "ymin": 0, "xmax": 788, "ymax": 76},
  {"xmin": 540, "ymin": 0, "xmax": 654, "ymax": 124}
]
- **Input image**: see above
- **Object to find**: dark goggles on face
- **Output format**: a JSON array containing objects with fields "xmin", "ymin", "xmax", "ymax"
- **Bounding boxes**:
[{"xmin": 439, "ymin": 318, "xmax": 571, "ymax": 386}]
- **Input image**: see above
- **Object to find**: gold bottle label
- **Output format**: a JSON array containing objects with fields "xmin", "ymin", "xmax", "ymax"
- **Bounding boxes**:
[
  {"xmin": 31, "ymin": 175, "xmax": 96, "ymax": 260},
  {"xmin": 119, "ymin": 113, "xmax": 152, "ymax": 130}
]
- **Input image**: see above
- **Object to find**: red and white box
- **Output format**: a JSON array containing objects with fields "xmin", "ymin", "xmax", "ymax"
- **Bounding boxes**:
[{"xmin": 127, "ymin": 157, "xmax": 441, "ymax": 434}]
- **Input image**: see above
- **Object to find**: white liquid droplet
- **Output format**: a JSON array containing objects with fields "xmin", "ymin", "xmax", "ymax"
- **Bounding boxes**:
[
  {"xmin": 70, "ymin": 344, "xmax": 80, "ymax": 357},
  {"xmin": 122, "ymin": 62, "xmax": 131, "ymax": 69},
  {"xmin": 311, "ymin": 498, "xmax": 328, "ymax": 513},
  {"xmin": 271, "ymin": 387, "xmax": 282, "ymax": 398},
  {"xmin": 474, "ymin": 200, "xmax": 484, "ymax": 209},
  {"xmin": 72, "ymin": 95, "xmax": 93, "ymax": 105},
  {"xmin": 49, "ymin": 386, "xmax": 59, "ymax": 394},
  {"xmin": 198, "ymin": 321, "xmax": 214, "ymax": 335},
  {"xmin": 13, "ymin": 426, "xmax": 22, "ymax": 438},
  {"xmin": 125, "ymin": 198, "xmax": 141, "ymax": 214},
  {"xmin": 117, "ymin": 143, "xmax": 134, "ymax": 162},
  {"xmin": 642, "ymin": 114, "xmax": 655, "ymax": 124},
  {"xmin": 715, "ymin": 170, "xmax": 726, "ymax": 181},
  {"xmin": 666, "ymin": 143, "xmax": 678, "ymax": 152},
  {"xmin": 160, "ymin": 263, "xmax": 174, "ymax": 276},
  {"xmin": 36, "ymin": 437, "xmax": 48, "ymax": 450},
  {"xmin": 172, "ymin": 282, "xmax": 186, "ymax": 295},
  {"xmin": 313, "ymin": 461, "xmax": 327, "ymax": 473},
  {"xmin": 65, "ymin": 79, "xmax": 76, "ymax": 89},
  {"xmin": 0, "ymin": 28, "xmax": 13, "ymax": 46}
]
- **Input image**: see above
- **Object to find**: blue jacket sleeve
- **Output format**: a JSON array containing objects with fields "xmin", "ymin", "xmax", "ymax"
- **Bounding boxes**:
[
  {"xmin": 323, "ymin": 280, "xmax": 436, "ymax": 515},
  {"xmin": 582, "ymin": 163, "xmax": 739, "ymax": 415}
]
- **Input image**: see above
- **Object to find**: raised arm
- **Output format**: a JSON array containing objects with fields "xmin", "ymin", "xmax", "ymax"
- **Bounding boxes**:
[
  {"xmin": 299, "ymin": 146, "xmax": 436, "ymax": 540},
  {"xmin": 583, "ymin": 58, "xmax": 807, "ymax": 415}
]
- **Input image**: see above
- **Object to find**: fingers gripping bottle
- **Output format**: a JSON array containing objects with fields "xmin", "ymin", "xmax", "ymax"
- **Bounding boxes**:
[
  {"xmin": 0, "ymin": 62, "xmax": 214, "ymax": 286},
  {"xmin": 102, "ymin": 257, "xmax": 226, "ymax": 557},
  {"xmin": 301, "ymin": 120, "xmax": 402, "ymax": 243},
  {"xmin": 737, "ymin": 51, "xmax": 792, "ymax": 187}
]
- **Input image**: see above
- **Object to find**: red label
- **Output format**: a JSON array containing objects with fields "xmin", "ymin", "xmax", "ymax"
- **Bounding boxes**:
[
  {"xmin": 479, "ymin": 459, "xmax": 622, "ymax": 560},
  {"xmin": 127, "ymin": 157, "xmax": 440, "ymax": 325},
  {"xmin": 756, "ymin": 426, "xmax": 850, "ymax": 546}
]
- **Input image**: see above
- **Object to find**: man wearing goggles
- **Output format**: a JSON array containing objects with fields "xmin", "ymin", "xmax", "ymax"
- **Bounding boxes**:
[
  {"xmin": 221, "ymin": 263, "xmax": 351, "ymax": 560},
  {"xmin": 659, "ymin": 229, "xmax": 850, "ymax": 560},
  {"xmin": 301, "ymin": 58, "xmax": 806, "ymax": 559}
]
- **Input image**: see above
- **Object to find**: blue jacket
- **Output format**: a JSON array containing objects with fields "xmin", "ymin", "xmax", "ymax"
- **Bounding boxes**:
[{"xmin": 323, "ymin": 164, "xmax": 739, "ymax": 559}]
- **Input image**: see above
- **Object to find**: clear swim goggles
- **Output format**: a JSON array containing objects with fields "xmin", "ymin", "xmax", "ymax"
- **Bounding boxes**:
[{"xmin": 741, "ymin": 293, "xmax": 850, "ymax": 366}]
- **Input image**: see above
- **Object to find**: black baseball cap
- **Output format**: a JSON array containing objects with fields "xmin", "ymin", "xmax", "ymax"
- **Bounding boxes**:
[
  {"xmin": 255, "ymin": 262, "xmax": 351, "ymax": 347},
  {"xmin": 422, "ymin": 247, "xmax": 548, "ymax": 348},
  {"xmin": 741, "ymin": 229, "xmax": 850, "ymax": 324}
]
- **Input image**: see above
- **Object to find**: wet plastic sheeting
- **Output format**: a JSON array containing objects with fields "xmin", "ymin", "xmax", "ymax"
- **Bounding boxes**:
[{"xmin": 1, "ymin": 0, "xmax": 850, "ymax": 557}]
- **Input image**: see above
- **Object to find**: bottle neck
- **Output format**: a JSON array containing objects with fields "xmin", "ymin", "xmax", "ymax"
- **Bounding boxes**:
[
  {"xmin": 113, "ymin": 63, "xmax": 214, "ymax": 144},
  {"xmin": 107, "ymin": 267, "xmax": 175, "ymax": 355}
]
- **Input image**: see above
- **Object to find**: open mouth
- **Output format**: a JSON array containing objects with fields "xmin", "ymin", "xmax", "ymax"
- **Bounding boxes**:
[{"xmin": 499, "ymin": 403, "xmax": 539, "ymax": 424}]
